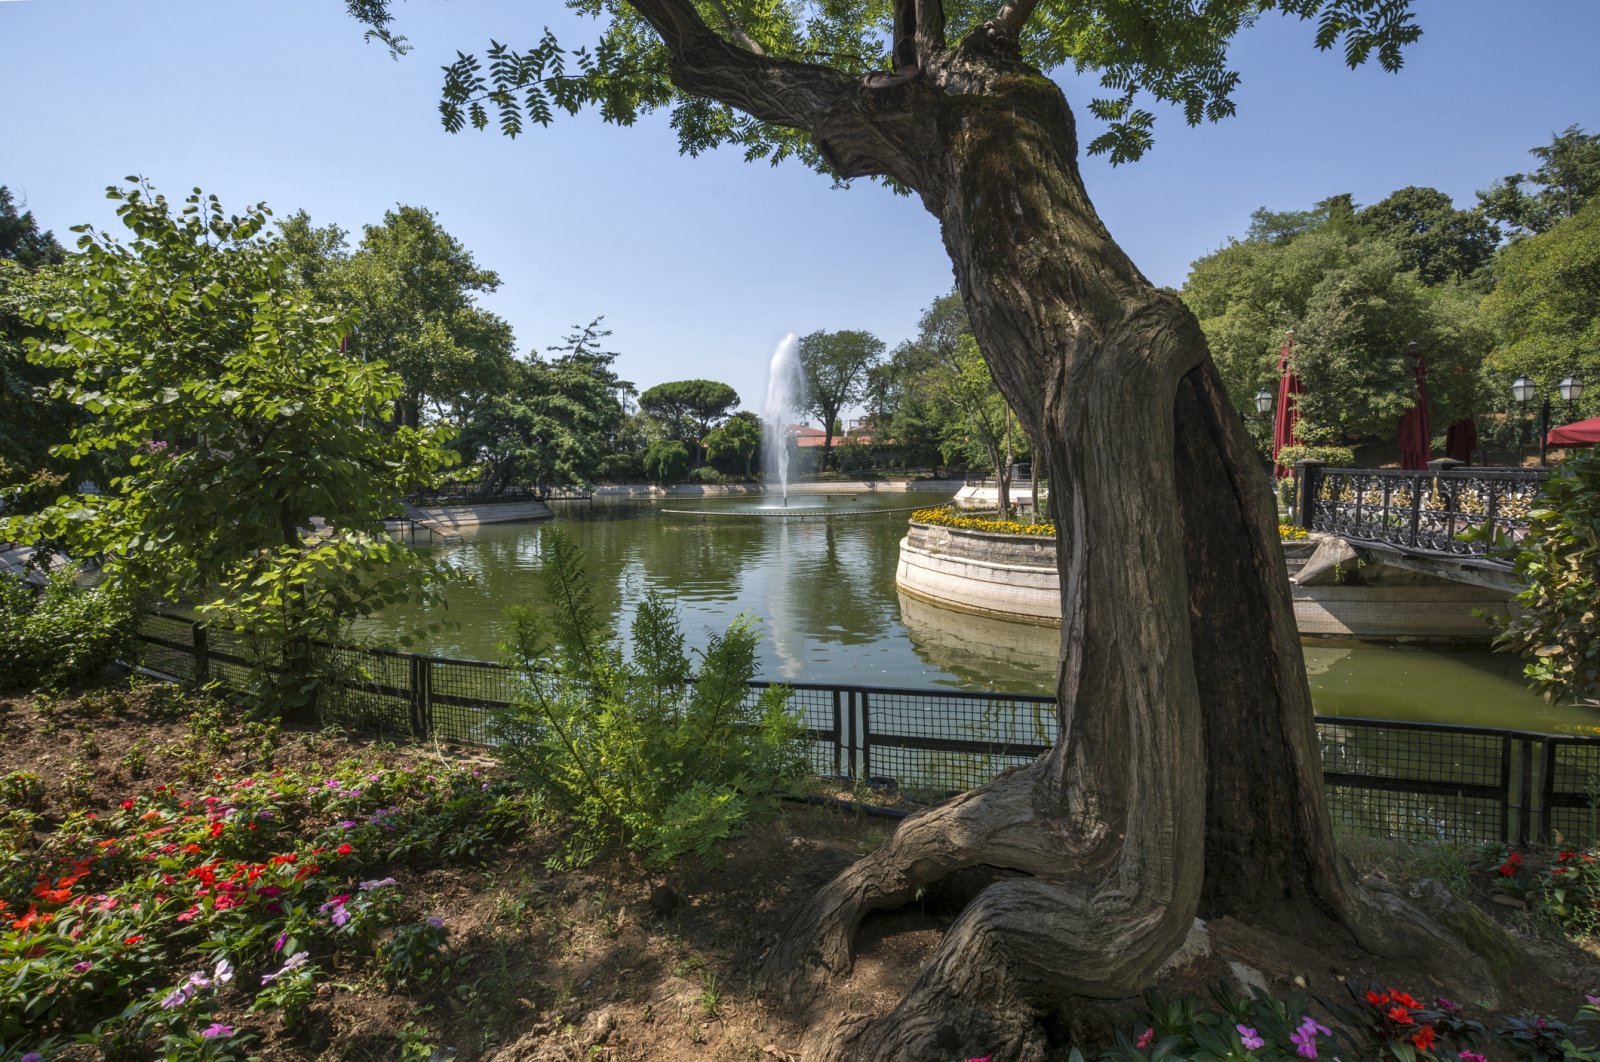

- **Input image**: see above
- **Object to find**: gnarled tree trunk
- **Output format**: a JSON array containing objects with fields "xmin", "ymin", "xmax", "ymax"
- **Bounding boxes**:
[{"xmin": 615, "ymin": 2, "xmax": 1449, "ymax": 1057}]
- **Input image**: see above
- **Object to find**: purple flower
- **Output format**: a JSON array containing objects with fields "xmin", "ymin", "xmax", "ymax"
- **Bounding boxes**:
[
  {"xmin": 72, "ymin": 961, "xmax": 94, "ymax": 973},
  {"xmin": 324, "ymin": 779, "xmax": 342, "ymax": 789},
  {"xmin": 426, "ymin": 915, "xmax": 444, "ymax": 929},
  {"xmin": 1290, "ymin": 1017, "xmax": 1329, "ymax": 1059},
  {"xmin": 214, "ymin": 957, "xmax": 233, "ymax": 984},
  {"xmin": 338, "ymin": 820, "xmax": 357, "ymax": 829},
  {"xmin": 262, "ymin": 950, "xmax": 311, "ymax": 985},
  {"xmin": 19, "ymin": 1054, "xmax": 44, "ymax": 1062},
  {"xmin": 1437, "ymin": 997, "xmax": 1461, "ymax": 1015},
  {"xmin": 160, "ymin": 985, "xmax": 190, "ymax": 1009},
  {"xmin": 1459, "ymin": 1053, "xmax": 1488, "ymax": 1062},
  {"xmin": 273, "ymin": 932, "xmax": 288, "ymax": 953},
  {"xmin": 1237, "ymin": 1024, "xmax": 1264, "ymax": 1051},
  {"xmin": 1587, "ymin": 994, "xmax": 1600, "ymax": 1008},
  {"xmin": 186, "ymin": 971, "xmax": 212, "ymax": 990},
  {"xmin": 359, "ymin": 877, "xmax": 398, "ymax": 891},
  {"xmin": 201, "ymin": 1023, "xmax": 235, "ymax": 1039}
]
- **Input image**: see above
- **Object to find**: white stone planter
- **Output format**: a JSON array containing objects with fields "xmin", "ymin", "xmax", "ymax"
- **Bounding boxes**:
[{"xmin": 896, "ymin": 521, "xmax": 1512, "ymax": 642}]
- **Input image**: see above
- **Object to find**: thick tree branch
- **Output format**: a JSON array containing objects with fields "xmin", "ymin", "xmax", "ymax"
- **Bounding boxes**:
[
  {"xmin": 991, "ymin": 0, "xmax": 1040, "ymax": 38},
  {"xmin": 623, "ymin": 0, "xmax": 858, "ymax": 129},
  {"xmin": 704, "ymin": 0, "xmax": 765, "ymax": 55},
  {"xmin": 624, "ymin": 0, "xmax": 944, "ymax": 185},
  {"xmin": 915, "ymin": 0, "xmax": 947, "ymax": 64}
]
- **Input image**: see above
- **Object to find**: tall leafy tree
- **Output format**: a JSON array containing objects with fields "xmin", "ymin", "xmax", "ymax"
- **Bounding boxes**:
[
  {"xmin": 1357, "ymin": 185, "xmax": 1499, "ymax": 286},
  {"xmin": 341, "ymin": 205, "xmax": 515, "ymax": 429},
  {"xmin": 459, "ymin": 322, "xmax": 636, "ymax": 492},
  {"xmin": 0, "ymin": 187, "xmax": 72, "ymax": 490},
  {"xmin": 891, "ymin": 292, "xmax": 1023, "ymax": 508},
  {"xmin": 1184, "ymin": 216, "xmax": 1489, "ymax": 448},
  {"xmin": 636, "ymin": 378, "xmax": 740, "ymax": 464},
  {"xmin": 1481, "ymin": 197, "xmax": 1600, "ymax": 422},
  {"xmin": 3, "ymin": 182, "xmax": 456, "ymax": 709},
  {"xmin": 704, "ymin": 409, "xmax": 762, "ymax": 477},
  {"xmin": 796, "ymin": 329, "xmax": 884, "ymax": 472},
  {"xmin": 351, "ymin": 2, "xmax": 1474, "ymax": 1054},
  {"xmin": 1478, "ymin": 124, "xmax": 1600, "ymax": 238}
]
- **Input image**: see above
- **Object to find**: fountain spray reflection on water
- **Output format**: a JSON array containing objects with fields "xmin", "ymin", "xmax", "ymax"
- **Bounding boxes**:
[{"xmin": 762, "ymin": 333, "xmax": 805, "ymax": 507}]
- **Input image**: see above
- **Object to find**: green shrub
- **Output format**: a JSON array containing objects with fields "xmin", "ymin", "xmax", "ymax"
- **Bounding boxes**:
[
  {"xmin": 1276, "ymin": 444, "xmax": 1357, "ymax": 468},
  {"xmin": 594, "ymin": 451, "xmax": 645, "ymax": 483},
  {"xmin": 1496, "ymin": 447, "xmax": 1600, "ymax": 703},
  {"xmin": 0, "ymin": 571, "xmax": 133, "ymax": 690},
  {"xmin": 688, "ymin": 465, "xmax": 725, "ymax": 484},
  {"xmin": 642, "ymin": 440, "xmax": 690, "ymax": 485},
  {"xmin": 495, "ymin": 529, "xmax": 808, "ymax": 869}
]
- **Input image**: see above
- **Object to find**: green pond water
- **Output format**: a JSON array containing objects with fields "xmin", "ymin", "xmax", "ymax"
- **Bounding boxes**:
[{"xmin": 369, "ymin": 493, "xmax": 1600, "ymax": 737}]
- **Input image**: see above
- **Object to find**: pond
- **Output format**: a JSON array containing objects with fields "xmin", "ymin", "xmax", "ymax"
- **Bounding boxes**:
[{"xmin": 369, "ymin": 493, "xmax": 1600, "ymax": 737}]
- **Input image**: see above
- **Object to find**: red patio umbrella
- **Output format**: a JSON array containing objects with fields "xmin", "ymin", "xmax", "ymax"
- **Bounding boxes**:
[
  {"xmin": 1444, "ymin": 418, "xmax": 1477, "ymax": 463},
  {"xmin": 1272, "ymin": 331, "xmax": 1305, "ymax": 479},
  {"xmin": 1397, "ymin": 343, "xmax": 1431, "ymax": 470},
  {"xmin": 1547, "ymin": 417, "xmax": 1600, "ymax": 448}
]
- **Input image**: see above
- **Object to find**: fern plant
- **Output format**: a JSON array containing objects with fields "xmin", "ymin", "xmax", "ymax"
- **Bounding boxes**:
[{"xmin": 494, "ymin": 529, "xmax": 807, "ymax": 868}]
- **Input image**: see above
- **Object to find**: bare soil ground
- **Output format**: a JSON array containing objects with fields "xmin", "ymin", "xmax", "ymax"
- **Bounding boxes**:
[{"xmin": 4, "ymin": 674, "xmax": 1598, "ymax": 1060}]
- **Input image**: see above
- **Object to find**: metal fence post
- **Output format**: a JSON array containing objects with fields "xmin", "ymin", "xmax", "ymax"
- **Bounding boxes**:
[
  {"xmin": 832, "ymin": 689, "xmax": 844, "ymax": 777},
  {"xmin": 860, "ymin": 689, "xmax": 872, "ymax": 782},
  {"xmin": 409, "ymin": 656, "xmax": 432, "ymax": 739},
  {"xmin": 1517, "ymin": 738, "xmax": 1535, "ymax": 847},
  {"xmin": 1293, "ymin": 460, "xmax": 1324, "ymax": 529},
  {"xmin": 192, "ymin": 622, "xmax": 210, "ymax": 685},
  {"xmin": 1539, "ymin": 739, "xmax": 1558, "ymax": 844}
]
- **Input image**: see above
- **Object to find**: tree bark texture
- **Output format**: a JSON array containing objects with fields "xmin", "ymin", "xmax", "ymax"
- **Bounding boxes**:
[{"xmin": 620, "ymin": 2, "xmax": 1448, "ymax": 1057}]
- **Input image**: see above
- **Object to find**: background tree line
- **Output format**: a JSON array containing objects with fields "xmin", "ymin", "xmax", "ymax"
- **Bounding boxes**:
[{"xmin": 1182, "ymin": 124, "xmax": 1600, "ymax": 460}]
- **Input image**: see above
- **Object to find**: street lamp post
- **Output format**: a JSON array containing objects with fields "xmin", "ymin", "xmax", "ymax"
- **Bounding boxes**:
[
  {"xmin": 1255, "ymin": 387, "xmax": 1273, "ymax": 416},
  {"xmin": 1511, "ymin": 374, "xmax": 1585, "ymax": 465}
]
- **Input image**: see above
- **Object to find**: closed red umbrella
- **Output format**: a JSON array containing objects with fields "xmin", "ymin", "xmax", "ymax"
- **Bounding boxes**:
[
  {"xmin": 1547, "ymin": 417, "xmax": 1600, "ymax": 447},
  {"xmin": 1444, "ymin": 418, "xmax": 1477, "ymax": 463},
  {"xmin": 1397, "ymin": 344, "xmax": 1431, "ymax": 470},
  {"xmin": 1272, "ymin": 332, "xmax": 1305, "ymax": 479}
]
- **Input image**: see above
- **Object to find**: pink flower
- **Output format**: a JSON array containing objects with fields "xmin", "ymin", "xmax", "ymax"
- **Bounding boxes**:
[
  {"xmin": 1458, "ymin": 1053, "xmax": 1488, "ymax": 1062},
  {"xmin": 1237, "ymin": 1024, "xmax": 1264, "ymax": 1051},
  {"xmin": 1136, "ymin": 1028, "xmax": 1155, "ymax": 1048},
  {"xmin": 201, "ymin": 1023, "xmax": 234, "ymax": 1039}
]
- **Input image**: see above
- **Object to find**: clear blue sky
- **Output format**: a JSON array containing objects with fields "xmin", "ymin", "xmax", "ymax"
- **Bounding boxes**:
[{"xmin": 2, "ymin": 0, "xmax": 1596, "ymax": 414}]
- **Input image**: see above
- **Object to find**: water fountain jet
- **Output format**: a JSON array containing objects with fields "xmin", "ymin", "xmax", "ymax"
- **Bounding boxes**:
[{"xmin": 763, "ymin": 333, "xmax": 805, "ymax": 507}]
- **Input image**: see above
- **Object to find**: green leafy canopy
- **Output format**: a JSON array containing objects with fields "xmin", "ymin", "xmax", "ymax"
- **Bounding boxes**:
[
  {"xmin": 3, "ymin": 180, "xmax": 460, "ymax": 708},
  {"xmin": 350, "ymin": 0, "xmax": 1423, "ymax": 167}
]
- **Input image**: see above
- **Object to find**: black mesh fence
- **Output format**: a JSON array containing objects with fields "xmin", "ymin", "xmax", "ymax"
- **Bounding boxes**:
[{"xmin": 131, "ymin": 613, "xmax": 1600, "ymax": 846}]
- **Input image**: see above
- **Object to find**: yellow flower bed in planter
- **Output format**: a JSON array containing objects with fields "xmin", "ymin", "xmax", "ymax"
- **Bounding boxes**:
[{"xmin": 910, "ymin": 507, "xmax": 1056, "ymax": 538}]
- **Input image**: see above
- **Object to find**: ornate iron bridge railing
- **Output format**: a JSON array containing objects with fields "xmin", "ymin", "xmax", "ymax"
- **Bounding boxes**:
[{"xmin": 1292, "ymin": 463, "xmax": 1549, "ymax": 569}]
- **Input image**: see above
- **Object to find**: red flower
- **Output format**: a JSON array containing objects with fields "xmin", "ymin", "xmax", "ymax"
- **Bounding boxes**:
[
  {"xmin": 121, "ymin": 799, "xmax": 136, "ymax": 810},
  {"xmin": 336, "ymin": 843, "xmax": 353, "ymax": 856},
  {"xmin": 1507, "ymin": 851, "xmax": 1523, "ymax": 866},
  {"xmin": 1366, "ymin": 990, "xmax": 1390, "ymax": 1006},
  {"xmin": 1499, "ymin": 862, "xmax": 1517, "ymax": 877},
  {"xmin": 123, "ymin": 934, "xmax": 143, "ymax": 945},
  {"xmin": 1560, "ymin": 851, "xmax": 1577, "ymax": 861},
  {"xmin": 1390, "ymin": 990, "xmax": 1421, "ymax": 1010},
  {"xmin": 209, "ymin": 821, "xmax": 224, "ymax": 839},
  {"xmin": 1386, "ymin": 1006, "xmax": 1414, "ymax": 1026},
  {"xmin": 1411, "ymin": 1025, "xmax": 1436, "ymax": 1052}
]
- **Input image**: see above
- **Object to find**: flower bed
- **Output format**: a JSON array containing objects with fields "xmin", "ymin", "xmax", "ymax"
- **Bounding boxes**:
[
  {"xmin": 910, "ymin": 506, "xmax": 1055, "ymax": 538},
  {"xmin": 1, "ymin": 690, "xmax": 528, "ymax": 1059}
]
